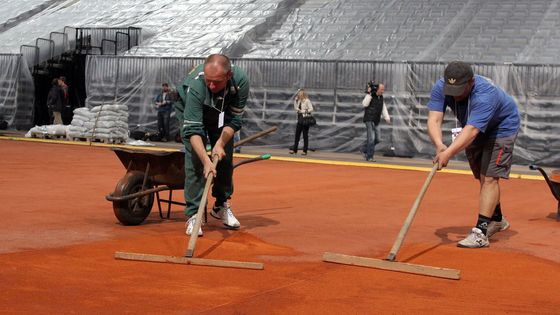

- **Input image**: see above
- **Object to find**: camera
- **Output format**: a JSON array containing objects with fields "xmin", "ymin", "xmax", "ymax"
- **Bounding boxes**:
[{"xmin": 365, "ymin": 81, "xmax": 378, "ymax": 94}]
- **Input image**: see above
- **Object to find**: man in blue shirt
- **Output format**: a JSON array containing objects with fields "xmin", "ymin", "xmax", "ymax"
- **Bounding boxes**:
[{"xmin": 427, "ymin": 61, "xmax": 520, "ymax": 248}]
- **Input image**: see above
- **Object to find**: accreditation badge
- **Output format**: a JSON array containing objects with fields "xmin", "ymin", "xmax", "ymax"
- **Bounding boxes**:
[
  {"xmin": 451, "ymin": 127, "xmax": 462, "ymax": 143},
  {"xmin": 218, "ymin": 111, "xmax": 224, "ymax": 128}
]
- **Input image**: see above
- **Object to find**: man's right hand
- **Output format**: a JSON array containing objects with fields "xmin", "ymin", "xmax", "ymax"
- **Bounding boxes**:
[
  {"xmin": 436, "ymin": 143, "xmax": 448, "ymax": 154},
  {"xmin": 432, "ymin": 143, "xmax": 448, "ymax": 170}
]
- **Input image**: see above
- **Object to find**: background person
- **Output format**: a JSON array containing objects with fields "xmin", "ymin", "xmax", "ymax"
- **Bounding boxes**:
[
  {"xmin": 361, "ymin": 82, "xmax": 390, "ymax": 162},
  {"xmin": 46, "ymin": 78, "xmax": 63, "ymax": 125},
  {"xmin": 58, "ymin": 77, "xmax": 71, "ymax": 123},
  {"xmin": 233, "ymin": 130, "xmax": 242, "ymax": 153},
  {"xmin": 289, "ymin": 88, "xmax": 314, "ymax": 155},
  {"xmin": 154, "ymin": 83, "xmax": 174, "ymax": 142}
]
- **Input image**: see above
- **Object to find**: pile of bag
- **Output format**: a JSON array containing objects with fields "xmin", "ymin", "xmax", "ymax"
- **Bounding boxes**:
[
  {"xmin": 67, "ymin": 104, "xmax": 129, "ymax": 141},
  {"xmin": 25, "ymin": 124, "xmax": 68, "ymax": 138}
]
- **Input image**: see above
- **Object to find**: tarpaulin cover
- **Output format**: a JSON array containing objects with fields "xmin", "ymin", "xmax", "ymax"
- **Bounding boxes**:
[{"xmin": 85, "ymin": 56, "xmax": 560, "ymax": 166}]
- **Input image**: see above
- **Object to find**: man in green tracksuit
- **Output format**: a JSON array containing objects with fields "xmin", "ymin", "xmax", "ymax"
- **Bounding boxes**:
[{"xmin": 174, "ymin": 54, "xmax": 249, "ymax": 236}]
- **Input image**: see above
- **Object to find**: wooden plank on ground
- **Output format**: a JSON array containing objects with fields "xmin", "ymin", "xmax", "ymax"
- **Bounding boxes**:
[
  {"xmin": 323, "ymin": 252, "xmax": 460, "ymax": 280},
  {"xmin": 115, "ymin": 251, "xmax": 264, "ymax": 270}
]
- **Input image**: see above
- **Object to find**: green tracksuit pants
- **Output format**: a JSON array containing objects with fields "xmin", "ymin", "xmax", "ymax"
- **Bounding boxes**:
[{"xmin": 183, "ymin": 128, "xmax": 234, "ymax": 217}]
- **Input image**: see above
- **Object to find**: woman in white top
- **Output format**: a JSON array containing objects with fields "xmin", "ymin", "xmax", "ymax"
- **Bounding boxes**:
[{"xmin": 289, "ymin": 89, "xmax": 314, "ymax": 155}]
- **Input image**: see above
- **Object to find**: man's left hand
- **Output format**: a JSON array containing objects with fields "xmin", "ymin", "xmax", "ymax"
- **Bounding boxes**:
[{"xmin": 212, "ymin": 144, "xmax": 226, "ymax": 161}]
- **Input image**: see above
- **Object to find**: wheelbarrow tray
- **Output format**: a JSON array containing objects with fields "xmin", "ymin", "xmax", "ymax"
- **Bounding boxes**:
[
  {"xmin": 113, "ymin": 148, "xmax": 185, "ymax": 189},
  {"xmin": 530, "ymin": 165, "xmax": 560, "ymax": 220}
]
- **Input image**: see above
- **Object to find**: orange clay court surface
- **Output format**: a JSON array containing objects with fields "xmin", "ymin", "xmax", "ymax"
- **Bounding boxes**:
[{"xmin": 0, "ymin": 139, "xmax": 559, "ymax": 314}]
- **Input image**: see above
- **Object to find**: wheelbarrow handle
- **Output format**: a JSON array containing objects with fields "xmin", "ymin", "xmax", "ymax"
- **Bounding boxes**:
[
  {"xmin": 106, "ymin": 185, "xmax": 171, "ymax": 202},
  {"xmin": 530, "ymin": 164, "xmax": 560, "ymax": 202},
  {"xmin": 233, "ymin": 154, "xmax": 271, "ymax": 169}
]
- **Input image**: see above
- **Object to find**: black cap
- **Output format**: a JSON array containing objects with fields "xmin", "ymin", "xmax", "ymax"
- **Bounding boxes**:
[{"xmin": 443, "ymin": 61, "xmax": 474, "ymax": 96}]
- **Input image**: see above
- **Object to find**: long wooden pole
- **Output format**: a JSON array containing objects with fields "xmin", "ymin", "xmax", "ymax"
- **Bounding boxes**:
[
  {"xmin": 185, "ymin": 157, "xmax": 219, "ymax": 258},
  {"xmin": 386, "ymin": 163, "xmax": 438, "ymax": 261}
]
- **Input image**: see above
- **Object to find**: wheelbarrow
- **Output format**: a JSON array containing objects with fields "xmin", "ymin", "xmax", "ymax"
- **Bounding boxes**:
[
  {"xmin": 106, "ymin": 127, "xmax": 277, "ymax": 225},
  {"xmin": 530, "ymin": 165, "xmax": 560, "ymax": 221}
]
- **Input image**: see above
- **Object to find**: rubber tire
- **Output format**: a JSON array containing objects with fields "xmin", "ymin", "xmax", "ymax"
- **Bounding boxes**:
[{"xmin": 112, "ymin": 171, "xmax": 154, "ymax": 225}]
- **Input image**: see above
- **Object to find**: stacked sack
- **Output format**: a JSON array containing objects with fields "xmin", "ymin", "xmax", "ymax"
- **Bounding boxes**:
[
  {"xmin": 67, "ymin": 104, "xmax": 129, "ymax": 142},
  {"xmin": 25, "ymin": 124, "xmax": 69, "ymax": 138}
]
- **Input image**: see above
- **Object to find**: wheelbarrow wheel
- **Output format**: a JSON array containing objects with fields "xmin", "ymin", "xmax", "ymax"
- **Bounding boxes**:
[{"xmin": 112, "ymin": 171, "xmax": 154, "ymax": 225}]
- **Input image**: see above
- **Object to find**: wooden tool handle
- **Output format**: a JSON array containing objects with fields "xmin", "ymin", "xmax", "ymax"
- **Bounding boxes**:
[
  {"xmin": 233, "ymin": 126, "xmax": 278, "ymax": 148},
  {"xmin": 185, "ymin": 156, "xmax": 219, "ymax": 258},
  {"xmin": 386, "ymin": 163, "xmax": 439, "ymax": 261}
]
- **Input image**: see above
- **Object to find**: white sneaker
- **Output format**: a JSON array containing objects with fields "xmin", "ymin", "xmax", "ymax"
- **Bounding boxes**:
[
  {"xmin": 185, "ymin": 215, "xmax": 203, "ymax": 236},
  {"xmin": 211, "ymin": 202, "xmax": 240, "ymax": 229},
  {"xmin": 457, "ymin": 227, "xmax": 489, "ymax": 248},
  {"xmin": 487, "ymin": 216, "xmax": 510, "ymax": 238}
]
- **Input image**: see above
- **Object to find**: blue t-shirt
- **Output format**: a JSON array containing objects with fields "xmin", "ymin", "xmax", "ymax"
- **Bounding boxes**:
[{"xmin": 427, "ymin": 75, "xmax": 520, "ymax": 138}]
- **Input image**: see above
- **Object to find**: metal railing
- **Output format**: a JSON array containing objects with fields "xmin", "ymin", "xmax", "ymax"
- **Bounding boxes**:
[
  {"xmin": 87, "ymin": 55, "xmax": 560, "ymax": 98},
  {"xmin": 35, "ymin": 38, "xmax": 54, "ymax": 64},
  {"xmin": 234, "ymin": 58, "xmax": 560, "ymax": 97},
  {"xmin": 19, "ymin": 45, "xmax": 39, "ymax": 69},
  {"xmin": 17, "ymin": 26, "xmax": 142, "ymax": 70},
  {"xmin": 75, "ymin": 27, "xmax": 141, "ymax": 55}
]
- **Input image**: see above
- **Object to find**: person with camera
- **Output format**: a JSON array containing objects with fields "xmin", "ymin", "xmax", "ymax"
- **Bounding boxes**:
[
  {"xmin": 289, "ymin": 88, "xmax": 314, "ymax": 155},
  {"xmin": 362, "ymin": 82, "xmax": 390, "ymax": 162}
]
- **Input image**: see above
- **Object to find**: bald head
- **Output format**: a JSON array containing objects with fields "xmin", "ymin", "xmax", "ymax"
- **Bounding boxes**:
[
  {"xmin": 204, "ymin": 54, "xmax": 231, "ymax": 74},
  {"xmin": 204, "ymin": 54, "xmax": 233, "ymax": 93}
]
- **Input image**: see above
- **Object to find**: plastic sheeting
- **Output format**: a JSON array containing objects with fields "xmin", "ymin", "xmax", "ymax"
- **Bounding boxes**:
[
  {"xmin": 0, "ymin": 0, "xmax": 294, "ymax": 57},
  {"xmin": 2, "ymin": 0, "xmax": 560, "ymax": 167},
  {"xmin": 85, "ymin": 56, "xmax": 560, "ymax": 166},
  {"xmin": 0, "ymin": 55, "xmax": 19, "ymax": 124},
  {"xmin": 0, "ymin": 54, "xmax": 34, "ymax": 129},
  {"xmin": 0, "ymin": 0, "xmax": 54, "ymax": 30},
  {"xmin": 244, "ymin": 0, "xmax": 560, "ymax": 64},
  {"xmin": 1, "ymin": 0, "xmax": 560, "ymax": 62},
  {"xmin": 84, "ymin": 56, "xmax": 205, "ymax": 134}
]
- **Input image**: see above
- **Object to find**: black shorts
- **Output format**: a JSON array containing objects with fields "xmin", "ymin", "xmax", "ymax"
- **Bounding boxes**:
[{"xmin": 465, "ymin": 134, "xmax": 517, "ymax": 180}]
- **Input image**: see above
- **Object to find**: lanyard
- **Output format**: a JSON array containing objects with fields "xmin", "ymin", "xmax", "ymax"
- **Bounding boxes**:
[
  {"xmin": 453, "ymin": 95, "xmax": 470, "ymax": 128},
  {"xmin": 209, "ymin": 88, "xmax": 227, "ymax": 113}
]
